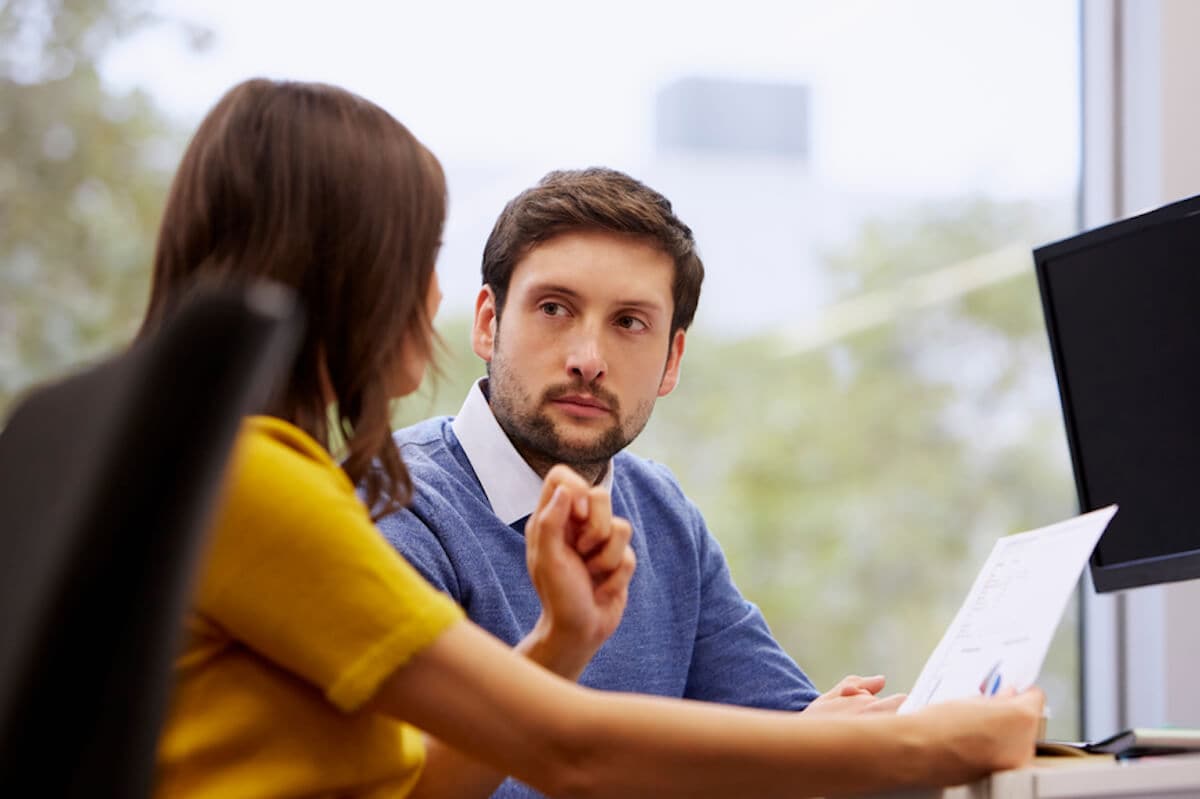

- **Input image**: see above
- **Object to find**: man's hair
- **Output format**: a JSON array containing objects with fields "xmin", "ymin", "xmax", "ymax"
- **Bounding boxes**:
[
  {"xmin": 481, "ymin": 167, "xmax": 704, "ymax": 334},
  {"xmin": 140, "ymin": 78, "xmax": 446, "ymax": 518}
]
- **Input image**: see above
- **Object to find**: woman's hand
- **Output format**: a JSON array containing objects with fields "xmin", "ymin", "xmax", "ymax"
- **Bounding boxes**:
[{"xmin": 913, "ymin": 688, "xmax": 1045, "ymax": 785}]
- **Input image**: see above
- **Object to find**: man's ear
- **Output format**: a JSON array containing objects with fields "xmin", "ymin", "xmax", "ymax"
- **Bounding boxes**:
[
  {"xmin": 471, "ymin": 286, "xmax": 498, "ymax": 362},
  {"xmin": 657, "ymin": 329, "xmax": 687, "ymax": 397}
]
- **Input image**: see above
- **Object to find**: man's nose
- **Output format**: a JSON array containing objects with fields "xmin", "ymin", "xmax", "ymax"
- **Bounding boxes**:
[{"xmin": 565, "ymin": 330, "xmax": 607, "ymax": 384}]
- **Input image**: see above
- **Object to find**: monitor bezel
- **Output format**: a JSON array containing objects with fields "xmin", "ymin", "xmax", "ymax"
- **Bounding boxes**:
[{"xmin": 1034, "ymin": 193, "xmax": 1200, "ymax": 593}]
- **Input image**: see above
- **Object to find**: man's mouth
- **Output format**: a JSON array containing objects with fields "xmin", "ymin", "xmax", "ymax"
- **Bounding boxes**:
[{"xmin": 549, "ymin": 394, "xmax": 612, "ymax": 417}]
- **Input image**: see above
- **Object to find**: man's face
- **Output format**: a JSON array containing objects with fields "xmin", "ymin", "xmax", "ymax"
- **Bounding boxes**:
[{"xmin": 471, "ymin": 229, "xmax": 686, "ymax": 479}]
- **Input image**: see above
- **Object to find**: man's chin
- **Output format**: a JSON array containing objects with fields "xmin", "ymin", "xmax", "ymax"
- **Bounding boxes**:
[
  {"xmin": 549, "ymin": 440, "xmax": 614, "ymax": 463},
  {"xmin": 541, "ymin": 431, "xmax": 623, "ymax": 466}
]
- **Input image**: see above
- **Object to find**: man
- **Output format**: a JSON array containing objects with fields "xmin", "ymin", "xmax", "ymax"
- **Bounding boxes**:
[{"xmin": 377, "ymin": 168, "xmax": 898, "ymax": 798}]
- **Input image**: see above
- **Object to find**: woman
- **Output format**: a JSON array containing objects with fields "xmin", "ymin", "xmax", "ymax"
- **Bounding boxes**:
[{"xmin": 146, "ymin": 78, "xmax": 1042, "ymax": 799}]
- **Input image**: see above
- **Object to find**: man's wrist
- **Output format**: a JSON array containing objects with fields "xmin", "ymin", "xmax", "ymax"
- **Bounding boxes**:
[{"xmin": 515, "ymin": 615, "xmax": 591, "ymax": 681}]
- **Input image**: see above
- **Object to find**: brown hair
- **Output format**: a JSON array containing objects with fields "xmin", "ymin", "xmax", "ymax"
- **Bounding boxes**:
[
  {"xmin": 140, "ymin": 78, "xmax": 445, "ymax": 518},
  {"xmin": 481, "ymin": 167, "xmax": 704, "ymax": 334}
]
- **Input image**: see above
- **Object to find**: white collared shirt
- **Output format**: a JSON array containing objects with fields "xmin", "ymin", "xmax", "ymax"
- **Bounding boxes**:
[{"xmin": 450, "ymin": 379, "xmax": 614, "ymax": 525}]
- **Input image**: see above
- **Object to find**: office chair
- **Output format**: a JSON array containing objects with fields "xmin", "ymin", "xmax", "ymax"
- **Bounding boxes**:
[{"xmin": 0, "ymin": 282, "xmax": 302, "ymax": 797}]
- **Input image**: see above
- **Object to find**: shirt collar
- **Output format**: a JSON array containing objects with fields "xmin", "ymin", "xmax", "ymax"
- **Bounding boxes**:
[{"xmin": 451, "ymin": 378, "xmax": 614, "ymax": 525}]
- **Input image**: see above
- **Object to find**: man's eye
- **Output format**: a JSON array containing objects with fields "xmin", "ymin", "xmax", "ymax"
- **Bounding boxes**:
[
  {"xmin": 541, "ymin": 302, "xmax": 562, "ymax": 316},
  {"xmin": 616, "ymin": 316, "xmax": 647, "ymax": 331}
]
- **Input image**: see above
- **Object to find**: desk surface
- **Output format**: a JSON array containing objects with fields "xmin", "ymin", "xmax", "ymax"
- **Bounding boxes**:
[{"xmin": 868, "ymin": 752, "xmax": 1200, "ymax": 799}]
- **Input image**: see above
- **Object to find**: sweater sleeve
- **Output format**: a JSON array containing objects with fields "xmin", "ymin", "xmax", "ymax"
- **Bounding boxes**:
[
  {"xmin": 682, "ymin": 500, "xmax": 822, "ymax": 711},
  {"xmin": 375, "ymin": 503, "xmax": 465, "ymax": 602}
]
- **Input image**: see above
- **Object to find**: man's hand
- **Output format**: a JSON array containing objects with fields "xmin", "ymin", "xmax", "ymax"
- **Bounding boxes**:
[
  {"xmin": 519, "ymin": 464, "xmax": 637, "ymax": 680},
  {"xmin": 408, "ymin": 467, "xmax": 635, "ymax": 799},
  {"xmin": 803, "ymin": 674, "xmax": 906, "ymax": 715}
]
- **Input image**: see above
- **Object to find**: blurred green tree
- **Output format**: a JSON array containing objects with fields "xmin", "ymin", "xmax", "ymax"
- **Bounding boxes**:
[
  {"xmin": 0, "ymin": 0, "xmax": 191, "ymax": 410},
  {"xmin": 640, "ymin": 197, "xmax": 1079, "ymax": 735}
]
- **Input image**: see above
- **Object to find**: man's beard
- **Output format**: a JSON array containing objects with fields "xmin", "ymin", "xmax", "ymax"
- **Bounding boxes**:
[{"xmin": 486, "ymin": 352, "xmax": 654, "ymax": 477}]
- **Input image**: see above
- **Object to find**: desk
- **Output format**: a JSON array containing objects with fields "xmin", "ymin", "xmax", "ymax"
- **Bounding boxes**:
[{"xmin": 869, "ymin": 753, "xmax": 1200, "ymax": 798}]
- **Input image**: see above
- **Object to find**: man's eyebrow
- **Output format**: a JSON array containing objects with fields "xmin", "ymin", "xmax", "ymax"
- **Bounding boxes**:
[
  {"xmin": 616, "ymin": 298, "xmax": 666, "ymax": 314},
  {"xmin": 526, "ymin": 282, "xmax": 667, "ymax": 314},
  {"xmin": 526, "ymin": 282, "xmax": 583, "ymax": 300}
]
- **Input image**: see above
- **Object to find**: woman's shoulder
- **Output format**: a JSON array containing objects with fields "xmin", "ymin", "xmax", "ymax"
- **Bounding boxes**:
[
  {"xmin": 242, "ymin": 414, "xmax": 335, "ymax": 464},
  {"xmin": 236, "ymin": 415, "xmax": 353, "ymax": 493},
  {"xmin": 217, "ymin": 416, "xmax": 362, "ymax": 536}
]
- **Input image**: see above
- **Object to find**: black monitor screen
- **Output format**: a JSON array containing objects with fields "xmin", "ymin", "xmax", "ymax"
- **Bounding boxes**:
[{"xmin": 1035, "ymin": 195, "xmax": 1200, "ymax": 592}]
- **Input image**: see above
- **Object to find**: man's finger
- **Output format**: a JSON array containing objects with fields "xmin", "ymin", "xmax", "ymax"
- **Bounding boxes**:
[
  {"xmin": 584, "ymin": 517, "xmax": 632, "ymax": 575},
  {"xmin": 537, "ymin": 464, "xmax": 591, "ymax": 520},
  {"xmin": 863, "ymin": 693, "xmax": 906, "ymax": 713},
  {"xmin": 575, "ymin": 487, "xmax": 614, "ymax": 553},
  {"xmin": 528, "ymin": 485, "xmax": 572, "ymax": 563},
  {"xmin": 834, "ymin": 674, "xmax": 885, "ymax": 696},
  {"xmin": 594, "ymin": 546, "xmax": 637, "ymax": 600},
  {"xmin": 828, "ymin": 675, "xmax": 861, "ymax": 696}
]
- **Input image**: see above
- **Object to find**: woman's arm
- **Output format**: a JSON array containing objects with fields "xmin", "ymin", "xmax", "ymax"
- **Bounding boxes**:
[
  {"xmin": 380, "ymin": 615, "xmax": 1042, "ymax": 799},
  {"xmin": 376, "ymin": 481, "xmax": 1044, "ymax": 799}
]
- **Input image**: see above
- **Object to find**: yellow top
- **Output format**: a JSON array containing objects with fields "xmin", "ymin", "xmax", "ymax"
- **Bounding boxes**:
[{"xmin": 156, "ymin": 416, "xmax": 464, "ymax": 798}]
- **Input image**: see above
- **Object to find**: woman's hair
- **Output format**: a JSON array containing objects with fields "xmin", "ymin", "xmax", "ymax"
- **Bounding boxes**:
[{"xmin": 141, "ymin": 78, "xmax": 446, "ymax": 518}]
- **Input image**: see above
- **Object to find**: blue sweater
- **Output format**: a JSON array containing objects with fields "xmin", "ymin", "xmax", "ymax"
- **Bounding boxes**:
[{"xmin": 377, "ymin": 417, "xmax": 819, "ymax": 798}]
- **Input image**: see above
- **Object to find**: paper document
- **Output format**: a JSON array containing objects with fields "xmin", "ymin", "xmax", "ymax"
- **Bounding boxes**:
[{"xmin": 898, "ymin": 505, "xmax": 1117, "ymax": 714}]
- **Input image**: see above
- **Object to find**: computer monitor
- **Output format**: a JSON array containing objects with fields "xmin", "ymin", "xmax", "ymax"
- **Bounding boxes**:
[{"xmin": 1034, "ymin": 193, "xmax": 1200, "ymax": 593}]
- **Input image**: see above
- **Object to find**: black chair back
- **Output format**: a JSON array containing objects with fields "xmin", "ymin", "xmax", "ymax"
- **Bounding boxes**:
[{"xmin": 0, "ymin": 283, "xmax": 301, "ymax": 797}]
